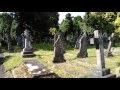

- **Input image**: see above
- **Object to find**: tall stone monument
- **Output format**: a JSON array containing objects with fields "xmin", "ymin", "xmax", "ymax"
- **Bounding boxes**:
[
  {"xmin": 53, "ymin": 32, "xmax": 66, "ymax": 63},
  {"xmin": 21, "ymin": 29, "xmax": 35, "ymax": 57},
  {"xmin": 77, "ymin": 32, "xmax": 88, "ymax": 58},
  {"xmin": 90, "ymin": 30, "xmax": 116, "ymax": 78}
]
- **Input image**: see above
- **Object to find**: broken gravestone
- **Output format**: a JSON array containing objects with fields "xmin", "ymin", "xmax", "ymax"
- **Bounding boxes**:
[
  {"xmin": 77, "ymin": 32, "xmax": 88, "ymax": 58},
  {"xmin": 89, "ymin": 30, "xmax": 116, "ymax": 78},
  {"xmin": 11, "ymin": 60, "xmax": 59, "ymax": 78},
  {"xmin": 53, "ymin": 32, "xmax": 66, "ymax": 63},
  {"xmin": 21, "ymin": 29, "xmax": 35, "ymax": 57}
]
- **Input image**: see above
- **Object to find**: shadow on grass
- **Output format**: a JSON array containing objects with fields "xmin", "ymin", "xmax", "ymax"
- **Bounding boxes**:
[{"xmin": 0, "ymin": 55, "xmax": 12, "ymax": 64}]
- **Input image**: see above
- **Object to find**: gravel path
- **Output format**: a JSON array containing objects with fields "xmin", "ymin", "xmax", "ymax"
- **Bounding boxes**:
[{"xmin": 0, "ymin": 64, "xmax": 5, "ymax": 78}]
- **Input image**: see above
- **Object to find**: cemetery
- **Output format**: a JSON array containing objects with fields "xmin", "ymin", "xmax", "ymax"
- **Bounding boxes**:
[{"xmin": 0, "ymin": 12, "xmax": 120, "ymax": 78}]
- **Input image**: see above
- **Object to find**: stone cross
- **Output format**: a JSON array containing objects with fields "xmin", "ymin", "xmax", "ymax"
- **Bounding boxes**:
[
  {"xmin": 89, "ymin": 30, "xmax": 116, "ymax": 78},
  {"xmin": 22, "ymin": 29, "xmax": 35, "ymax": 57},
  {"xmin": 24, "ymin": 29, "xmax": 32, "ymax": 49},
  {"xmin": 94, "ymin": 30, "xmax": 105, "ymax": 69}
]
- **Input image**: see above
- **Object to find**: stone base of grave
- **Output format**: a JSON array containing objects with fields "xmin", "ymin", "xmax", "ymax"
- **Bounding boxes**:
[
  {"xmin": 53, "ymin": 57, "xmax": 66, "ymax": 63},
  {"xmin": 22, "ymin": 48, "xmax": 35, "ymax": 57},
  {"xmin": 11, "ymin": 60, "xmax": 59, "ymax": 78},
  {"xmin": 104, "ymin": 51, "xmax": 113, "ymax": 57},
  {"xmin": 89, "ymin": 68, "xmax": 116, "ymax": 78}
]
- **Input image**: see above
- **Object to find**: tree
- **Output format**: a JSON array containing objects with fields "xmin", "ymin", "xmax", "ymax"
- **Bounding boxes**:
[{"xmin": 59, "ymin": 13, "xmax": 73, "ymax": 37}]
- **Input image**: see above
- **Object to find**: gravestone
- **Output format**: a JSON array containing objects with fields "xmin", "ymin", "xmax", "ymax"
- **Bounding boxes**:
[
  {"xmin": 77, "ymin": 32, "xmax": 88, "ymax": 58},
  {"xmin": 74, "ymin": 35, "xmax": 81, "ymax": 49},
  {"xmin": 90, "ymin": 38, "xmax": 94, "ymax": 45},
  {"xmin": 105, "ymin": 33, "xmax": 115, "ymax": 57},
  {"xmin": 21, "ymin": 29, "xmax": 35, "ymax": 57},
  {"xmin": 5, "ymin": 32, "xmax": 14, "ymax": 52},
  {"xmin": 53, "ymin": 32, "xmax": 66, "ymax": 63},
  {"xmin": 90, "ymin": 30, "xmax": 116, "ymax": 78}
]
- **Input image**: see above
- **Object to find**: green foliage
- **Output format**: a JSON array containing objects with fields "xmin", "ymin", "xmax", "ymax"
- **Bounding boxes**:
[
  {"xmin": 84, "ymin": 12, "xmax": 117, "ymax": 34},
  {"xmin": 49, "ymin": 27, "xmax": 58, "ymax": 35},
  {"xmin": 73, "ymin": 16, "xmax": 82, "ymax": 36},
  {"xmin": 60, "ymin": 13, "xmax": 73, "ymax": 35},
  {"xmin": 0, "ymin": 13, "xmax": 13, "ymax": 37}
]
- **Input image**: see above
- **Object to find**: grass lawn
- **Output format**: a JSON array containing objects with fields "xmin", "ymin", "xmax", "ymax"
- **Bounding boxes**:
[{"xmin": 1, "ymin": 42, "xmax": 120, "ymax": 78}]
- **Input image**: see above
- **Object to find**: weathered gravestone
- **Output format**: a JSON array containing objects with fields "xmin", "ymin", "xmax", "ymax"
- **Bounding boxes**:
[
  {"xmin": 53, "ymin": 32, "xmax": 66, "ymax": 63},
  {"xmin": 74, "ymin": 35, "xmax": 81, "ymax": 49},
  {"xmin": 5, "ymin": 32, "xmax": 14, "ymax": 52},
  {"xmin": 77, "ymin": 32, "xmax": 88, "ymax": 58},
  {"xmin": 21, "ymin": 29, "xmax": 35, "ymax": 57},
  {"xmin": 89, "ymin": 30, "xmax": 116, "ymax": 78},
  {"xmin": 90, "ymin": 37, "xmax": 94, "ymax": 45},
  {"xmin": 105, "ymin": 33, "xmax": 115, "ymax": 57},
  {"xmin": 11, "ymin": 60, "xmax": 58, "ymax": 78}
]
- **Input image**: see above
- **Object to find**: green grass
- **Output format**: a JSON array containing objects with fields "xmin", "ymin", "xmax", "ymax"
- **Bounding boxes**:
[{"xmin": 2, "ymin": 43, "xmax": 120, "ymax": 78}]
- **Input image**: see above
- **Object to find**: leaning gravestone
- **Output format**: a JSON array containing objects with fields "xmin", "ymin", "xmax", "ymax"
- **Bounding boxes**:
[
  {"xmin": 21, "ymin": 29, "xmax": 35, "ymax": 57},
  {"xmin": 53, "ymin": 32, "xmax": 66, "ymax": 63},
  {"xmin": 74, "ymin": 35, "xmax": 81, "ymax": 49},
  {"xmin": 77, "ymin": 32, "xmax": 88, "ymax": 58},
  {"xmin": 89, "ymin": 30, "xmax": 116, "ymax": 78},
  {"xmin": 11, "ymin": 60, "xmax": 58, "ymax": 78},
  {"xmin": 105, "ymin": 33, "xmax": 115, "ymax": 57}
]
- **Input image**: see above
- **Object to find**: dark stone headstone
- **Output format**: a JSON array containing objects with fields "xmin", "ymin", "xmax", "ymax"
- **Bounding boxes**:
[
  {"xmin": 89, "ymin": 30, "xmax": 116, "ymax": 78},
  {"xmin": 77, "ymin": 32, "xmax": 88, "ymax": 58},
  {"xmin": 21, "ymin": 29, "xmax": 35, "ymax": 57},
  {"xmin": 53, "ymin": 32, "xmax": 66, "ymax": 63}
]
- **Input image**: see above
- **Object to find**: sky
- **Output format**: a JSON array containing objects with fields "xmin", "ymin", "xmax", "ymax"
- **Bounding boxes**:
[{"xmin": 58, "ymin": 12, "xmax": 85, "ymax": 24}]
